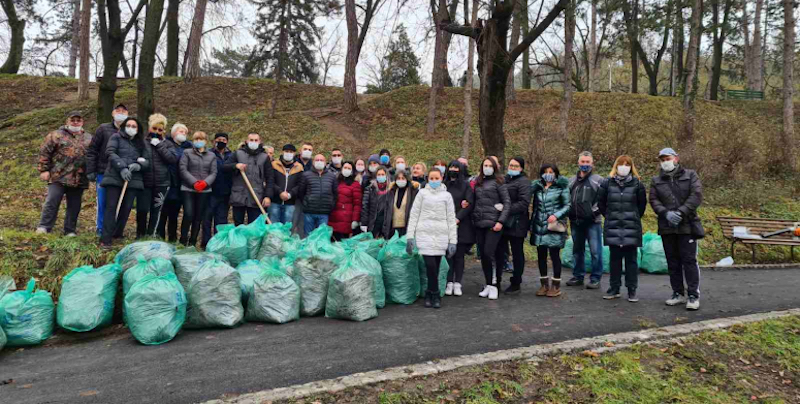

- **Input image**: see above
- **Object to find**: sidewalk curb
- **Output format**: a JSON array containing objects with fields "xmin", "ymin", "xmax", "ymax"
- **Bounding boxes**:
[{"xmin": 202, "ymin": 308, "xmax": 800, "ymax": 404}]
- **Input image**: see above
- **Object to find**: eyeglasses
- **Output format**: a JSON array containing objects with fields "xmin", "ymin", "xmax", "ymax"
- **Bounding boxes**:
[{"xmin": 152, "ymin": 127, "xmax": 165, "ymax": 133}]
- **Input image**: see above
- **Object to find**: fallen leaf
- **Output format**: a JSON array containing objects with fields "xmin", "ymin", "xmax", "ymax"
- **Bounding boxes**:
[
  {"xmin": 706, "ymin": 342, "xmax": 714, "ymax": 346},
  {"xmin": 660, "ymin": 348, "xmax": 669, "ymax": 353},
  {"xmin": 582, "ymin": 350, "xmax": 599, "ymax": 358},
  {"xmin": 206, "ymin": 335, "xmax": 217, "ymax": 340},
  {"xmin": 700, "ymin": 368, "xmax": 707, "ymax": 373},
  {"xmin": 676, "ymin": 342, "xmax": 685, "ymax": 347},
  {"xmin": 511, "ymin": 324, "xmax": 523, "ymax": 333},
  {"xmin": 21, "ymin": 384, "xmax": 33, "ymax": 389},
  {"xmin": 739, "ymin": 358, "xmax": 751, "ymax": 365},
  {"xmin": 779, "ymin": 371, "xmax": 785, "ymax": 377},
  {"xmin": 755, "ymin": 363, "xmax": 762, "ymax": 367},
  {"xmin": 604, "ymin": 342, "xmax": 615, "ymax": 348},
  {"xmin": 784, "ymin": 380, "xmax": 793, "ymax": 385},
  {"xmin": 574, "ymin": 364, "xmax": 584, "ymax": 371},
  {"xmin": 79, "ymin": 391, "xmax": 99, "ymax": 397}
]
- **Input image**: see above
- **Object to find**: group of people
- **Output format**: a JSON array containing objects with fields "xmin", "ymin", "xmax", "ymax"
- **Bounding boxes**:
[{"xmin": 36, "ymin": 107, "xmax": 704, "ymax": 312}]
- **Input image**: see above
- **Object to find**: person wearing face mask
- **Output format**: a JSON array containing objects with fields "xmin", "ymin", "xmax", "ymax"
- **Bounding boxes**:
[
  {"xmin": 406, "ymin": 168, "xmax": 458, "ymax": 309},
  {"xmin": 444, "ymin": 160, "xmax": 475, "ymax": 297},
  {"xmin": 327, "ymin": 148, "xmax": 345, "ymax": 175},
  {"xmin": 650, "ymin": 148, "xmax": 704, "ymax": 311},
  {"xmin": 384, "ymin": 170, "xmax": 420, "ymax": 237},
  {"xmin": 86, "ymin": 103, "xmax": 128, "ymax": 236},
  {"xmin": 378, "ymin": 149, "xmax": 391, "ymax": 167},
  {"xmin": 361, "ymin": 154, "xmax": 382, "ymax": 189},
  {"xmin": 201, "ymin": 133, "xmax": 233, "ymax": 247},
  {"xmin": 472, "ymin": 158, "xmax": 511, "ymax": 300},
  {"xmin": 354, "ymin": 158, "xmax": 367, "ymax": 184},
  {"xmin": 136, "ymin": 114, "xmax": 177, "ymax": 239},
  {"xmin": 99, "ymin": 117, "xmax": 151, "ymax": 247},
  {"xmin": 298, "ymin": 142, "xmax": 314, "ymax": 171},
  {"xmin": 390, "ymin": 155, "xmax": 408, "ymax": 177},
  {"xmin": 529, "ymin": 164, "xmax": 571, "ymax": 297},
  {"xmin": 224, "ymin": 133, "xmax": 272, "ymax": 226},
  {"xmin": 328, "ymin": 162, "xmax": 363, "ymax": 240},
  {"xmin": 360, "ymin": 167, "xmax": 392, "ymax": 238},
  {"xmin": 566, "ymin": 151, "xmax": 605, "ymax": 290},
  {"xmin": 411, "ymin": 162, "xmax": 428, "ymax": 187},
  {"xmin": 432, "ymin": 159, "xmax": 448, "ymax": 177},
  {"xmin": 498, "ymin": 157, "xmax": 531, "ymax": 295},
  {"xmin": 265, "ymin": 145, "xmax": 275, "ymax": 160},
  {"xmin": 157, "ymin": 123, "xmax": 192, "ymax": 242},
  {"xmin": 36, "ymin": 110, "xmax": 93, "ymax": 237},
  {"xmin": 297, "ymin": 154, "xmax": 338, "ymax": 235},
  {"xmin": 179, "ymin": 131, "xmax": 218, "ymax": 247},
  {"xmin": 268, "ymin": 144, "xmax": 304, "ymax": 224},
  {"xmin": 598, "ymin": 156, "xmax": 647, "ymax": 303}
]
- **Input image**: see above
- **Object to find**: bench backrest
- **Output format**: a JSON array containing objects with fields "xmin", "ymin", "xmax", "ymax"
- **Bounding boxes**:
[
  {"xmin": 717, "ymin": 216, "xmax": 798, "ymax": 241},
  {"xmin": 725, "ymin": 90, "xmax": 764, "ymax": 100}
]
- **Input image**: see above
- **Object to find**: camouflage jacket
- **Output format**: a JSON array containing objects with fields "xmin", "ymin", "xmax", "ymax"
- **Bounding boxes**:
[{"xmin": 38, "ymin": 126, "xmax": 92, "ymax": 189}]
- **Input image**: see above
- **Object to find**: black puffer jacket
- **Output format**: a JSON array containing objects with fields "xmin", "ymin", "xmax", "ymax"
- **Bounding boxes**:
[
  {"xmin": 224, "ymin": 145, "xmax": 272, "ymax": 208},
  {"xmin": 100, "ymin": 126, "xmax": 151, "ymax": 190},
  {"xmin": 568, "ymin": 171, "xmax": 604, "ymax": 225},
  {"xmin": 143, "ymin": 136, "xmax": 178, "ymax": 188},
  {"xmin": 86, "ymin": 122, "xmax": 120, "ymax": 175},
  {"xmin": 598, "ymin": 175, "xmax": 647, "ymax": 247},
  {"xmin": 502, "ymin": 173, "xmax": 532, "ymax": 238},
  {"xmin": 649, "ymin": 166, "xmax": 703, "ymax": 236},
  {"xmin": 360, "ymin": 182, "xmax": 390, "ymax": 232},
  {"xmin": 298, "ymin": 169, "xmax": 338, "ymax": 214},
  {"xmin": 445, "ymin": 161, "xmax": 476, "ymax": 244},
  {"xmin": 472, "ymin": 176, "xmax": 511, "ymax": 229}
]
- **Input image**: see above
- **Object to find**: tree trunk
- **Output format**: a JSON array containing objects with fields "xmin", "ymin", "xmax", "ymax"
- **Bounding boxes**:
[
  {"xmin": 709, "ymin": 0, "xmax": 722, "ymax": 100},
  {"xmin": 426, "ymin": 0, "xmax": 448, "ymax": 136},
  {"xmin": 69, "ymin": 0, "xmax": 81, "ymax": 78},
  {"xmin": 165, "ymin": 0, "xmax": 180, "ymax": 76},
  {"xmin": 0, "ymin": 0, "xmax": 26, "ymax": 74},
  {"xmin": 462, "ymin": 0, "xmax": 478, "ymax": 158},
  {"xmin": 675, "ymin": 0, "xmax": 684, "ymax": 89},
  {"xmin": 589, "ymin": 0, "xmax": 597, "ymax": 92},
  {"xmin": 681, "ymin": 0, "xmax": 702, "ymax": 145},
  {"xmin": 782, "ymin": 0, "xmax": 795, "ymax": 169},
  {"xmin": 629, "ymin": 0, "xmax": 639, "ymax": 93},
  {"xmin": 521, "ymin": 0, "xmax": 531, "ymax": 89},
  {"xmin": 131, "ymin": 21, "xmax": 139, "ymax": 78},
  {"xmin": 269, "ymin": 0, "xmax": 289, "ymax": 119},
  {"xmin": 506, "ymin": 0, "xmax": 522, "ymax": 101},
  {"xmin": 560, "ymin": 0, "xmax": 575, "ymax": 137},
  {"xmin": 184, "ymin": 0, "xmax": 208, "ymax": 81},
  {"xmin": 440, "ymin": 0, "xmax": 461, "ymax": 88},
  {"xmin": 343, "ymin": 0, "xmax": 360, "ymax": 112},
  {"xmin": 138, "ymin": 0, "xmax": 166, "ymax": 120},
  {"xmin": 749, "ymin": 0, "xmax": 764, "ymax": 91},
  {"xmin": 78, "ymin": 0, "xmax": 92, "ymax": 100}
]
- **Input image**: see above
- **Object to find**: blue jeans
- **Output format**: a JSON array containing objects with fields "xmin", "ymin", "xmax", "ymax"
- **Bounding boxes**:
[
  {"xmin": 571, "ymin": 221, "xmax": 603, "ymax": 282},
  {"xmin": 269, "ymin": 203, "xmax": 295, "ymax": 224},
  {"xmin": 303, "ymin": 213, "xmax": 329, "ymax": 236},
  {"xmin": 95, "ymin": 173, "xmax": 106, "ymax": 234}
]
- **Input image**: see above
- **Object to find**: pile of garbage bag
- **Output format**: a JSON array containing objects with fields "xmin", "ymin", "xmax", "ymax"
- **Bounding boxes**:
[
  {"xmin": 57, "ymin": 264, "xmax": 123, "ymax": 332},
  {"xmin": 236, "ymin": 259, "xmax": 271, "ymax": 303},
  {"xmin": 124, "ymin": 272, "xmax": 187, "ymax": 345},
  {"xmin": 184, "ymin": 258, "xmax": 244, "ymax": 328},
  {"xmin": 0, "ymin": 279, "xmax": 55, "ymax": 346},
  {"xmin": 640, "ymin": 233, "xmax": 669, "ymax": 274},
  {"xmin": 172, "ymin": 248, "xmax": 229, "ymax": 288},
  {"xmin": 561, "ymin": 238, "xmax": 616, "ymax": 274},
  {"xmin": 246, "ymin": 259, "xmax": 300, "ymax": 324},
  {"xmin": 256, "ymin": 222, "xmax": 295, "ymax": 260},
  {"xmin": 241, "ymin": 215, "xmax": 268, "ymax": 258},
  {"xmin": 378, "ymin": 234, "xmax": 420, "ymax": 305},
  {"xmin": 0, "ymin": 322, "xmax": 6, "ymax": 351},
  {"xmin": 115, "ymin": 241, "xmax": 176, "ymax": 270},
  {"xmin": 123, "ymin": 257, "xmax": 175, "ymax": 295},
  {"xmin": 206, "ymin": 224, "xmax": 250, "ymax": 267},
  {"xmin": 292, "ymin": 225, "xmax": 345, "ymax": 316},
  {"xmin": 325, "ymin": 253, "xmax": 377, "ymax": 322}
]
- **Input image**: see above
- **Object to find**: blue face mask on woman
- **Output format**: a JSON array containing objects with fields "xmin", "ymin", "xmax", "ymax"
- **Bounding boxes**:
[
  {"xmin": 542, "ymin": 173, "xmax": 555, "ymax": 183},
  {"xmin": 380, "ymin": 155, "xmax": 390, "ymax": 165},
  {"xmin": 376, "ymin": 175, "xmax": 387, "ymax": 183},
  {"xmin": 428, "ymin": 180, "xmax": 442, "ymax": 189},
  {"xmin": 193, "ymin": 140, "xmax": 206, "ymax": 149},
  {"xmin": 507, "ymin": 169, "xmax": 520, "ymax": 177}
]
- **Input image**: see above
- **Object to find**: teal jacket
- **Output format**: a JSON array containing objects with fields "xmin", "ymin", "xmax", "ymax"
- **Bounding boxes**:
[{"xmin": 530, "ymin": 176, "xmax": 571, "ymax": 248}]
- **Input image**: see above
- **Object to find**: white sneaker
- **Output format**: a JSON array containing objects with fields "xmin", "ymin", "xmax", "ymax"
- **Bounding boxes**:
[
  {"xmin": 666, "ymin": 292, "xmax": 687, "ymax": 306},
  {"xmin": 479, "ymin": 285, "xmax": 490, "ymax": 298},
  {"xmin": 453, "ymin": 283, "xmax": 463, "ymax": 296},
  {"xmin": 35, "ymin": 227, "xmax": 47, "ymax": 234},
  {"xmin": 65, "ymin": 233, "xmax": 77, "ymax": 238},
  {"xmin": 445, "ymin": 282, "xmax": 454, "ymax": 296},
  {"xmin": 686, "ymin": 296, "xmax": 700, "ymax": 311},
  {"xmin": 488, "ymin": 286, "xmax": 499, "ymax": 300}
]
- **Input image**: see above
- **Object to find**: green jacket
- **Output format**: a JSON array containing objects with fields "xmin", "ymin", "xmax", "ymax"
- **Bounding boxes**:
[{"xmin": 530, "ymin": 176, "xmax": 571, "ymax": 248}]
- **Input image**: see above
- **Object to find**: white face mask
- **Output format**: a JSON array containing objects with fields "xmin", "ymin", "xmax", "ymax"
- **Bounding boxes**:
[
  {"xmin": 283, "ymin": 152, "xmax": 295, "ymax": 161},
  {"xmin": 113, "ymin": 114, "xmax": 128, "ymax": 123},
  {"xmin": 483, "ymin": 166, "xmax": 494, "ymax": 176},
  {"xmin": 661, "ymin": 160, "xmax": 676, "ymax": 172},
  {"xmin": 396, "ymin": 163, "xmax": 406, "ymax": 172},
  {"xmin": 175, "ymin": 134, "xmax": 187, "ymax": 143},
  {"xmin": 368, "ymin": 165, "xmax": 378, "ymax": 173},
  {"xmin": 356, "ymin": 164, "xmax": 365, "ymax": 173},
  {"xmin": 150, "ymin": 138, "xmax": 161, "ymax": 146},
  {"xmin": 67, "ymin": 125, "xmax": 83, "ymax": 133},
  {"xmin": 314, "ymin": 161, "xmax": 325, "ymax": 171},
  {"xmin": 616, "ymin": 165, "xmax": 631, "ymax": 177},
  {"xmin": 332, "ymin": 157, "xmax": 342, "ymax": 165},
  {"xmin": 125, "ymin": 127, "xmax": 138, "ymax": 136},
  {"xmin": 302, "ymin": 150, "xmax": 313, "ymax": 159},
  {"xmin": 396, "ymin": 180, "xmax": 407, "ymax": 188},
  {"xmin": 247, "ymin": 141, "xmax": 260, "ymax": 151},
  {"xmin": 341, "ymin": 168, "xmax": 353, "ymax": 177}
]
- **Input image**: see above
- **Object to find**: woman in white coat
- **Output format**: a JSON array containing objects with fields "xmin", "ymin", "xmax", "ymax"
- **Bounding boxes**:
[{"xmin": 406, "ymin": 169, "xmax": 458, "ymax": 309}]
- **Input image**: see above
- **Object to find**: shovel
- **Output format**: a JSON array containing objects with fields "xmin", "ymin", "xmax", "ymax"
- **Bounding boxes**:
[
  {"xmin": 240, "ymin": 170, "xmax": 272, "ymax": 224},
  {"xmin": 115, "ymin": 181, "xmax": 129, "ymax": 219}
]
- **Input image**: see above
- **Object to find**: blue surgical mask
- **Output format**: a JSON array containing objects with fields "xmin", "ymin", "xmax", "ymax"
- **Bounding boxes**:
[
  {"xmin": 428, "ymin": 180, "xmax": 441, "ymax": 189},
  {"xmin": 579, "ymin": 165, "xmax": 592, "ymax": 172},
  {"xmin": 377, "ymin": 175, "xmax": 387, "ymax": 183},
  {"xmin": 193, "ymin": 140, "xmax": 206, "ymax": 149},
  {"xmin": 542, "ymin": 173, "xmax": 555, "ymax": 183},
  {"xmin": 380, "ymin": 155, "xmax": 390, "ymax": 164},
  {"xmin": 508, "ymin": 169, "xmax": 520, "ymax": 177}
]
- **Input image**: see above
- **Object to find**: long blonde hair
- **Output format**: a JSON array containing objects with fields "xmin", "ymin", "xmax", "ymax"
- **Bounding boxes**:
[{"xmin": 609, "ymin": 155, "xmax": 640, "ymax": 179}]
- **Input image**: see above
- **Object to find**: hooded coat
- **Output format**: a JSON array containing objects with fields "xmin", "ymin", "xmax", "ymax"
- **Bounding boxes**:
[
  {"xmin": 406, "ymin": 183, "xmax": 458, "ymax": 256},
  {"xmin": 329, "ymin": 176, "xmax": 363, "ymax": 234},
  {"xmin": 445, "ymin": 160, "xmax": 476, "ymax": 244},
  {"xmin": 529, "ymin": 176, "xmax": 571, "ymax": 248},
  {"xmin": 598, "ymin": 175, "xmax": 647, "ymax": 247},
  {"xmin": 502, "ymin": 172, "xmax": 532, "ymax": 238},
  {"xmin": 100, "ymin": 118, "xmax": 151, "ymax": 190}
]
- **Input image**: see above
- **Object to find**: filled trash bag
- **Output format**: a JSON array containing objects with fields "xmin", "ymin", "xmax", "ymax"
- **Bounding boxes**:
[
  {"xmin": 57, "ymin": 264, "xmax": 123, "ymax": 332},
  {"xmin": 348, "ymin": 249, "xmax": 385, "ymax": 309},
  {"xmin": 245, "ymin": 262, "xmax": 300, "ymax": 324},
  {"xmin": 256, "ymin": 222, "xmax": 294, "ymax": 260},
  {"xmin": 0, "ymin": 279, "xmax": 55, "ymax": 346},
  {"xmin": 124, "ymin": 272, "xmax": 187, "ymax": 345},
  {"xmin": 378, "ymin": 234, "xmax": 420, "ymax": 305},
  {"xmin": 325, "ymin": 255, "xmax": 377, "ymax": 322},
  {"xmin": 0, "ymin": 323, "xmax": 6, "ymax": 351},
  {"xmin": 115, "ymin": 241, "xmax": 177, "ymax": 270},
  {"xmin": 0, "ymin": 275, "xmax": 15, "ymax": 300},
  {"xmin": 236, "ymin": 259, "xmax": 270, "ymax": 303},
  {"xmin": 207, "ymin": 224, "xmax": 249, "ymax": 267},
  {"xmin": 184, "ymin": 259, "xmax": 244, "ymax": 328},
  {"xmin": 640, "ymin": 233, "xmax": 669, "ymax": 274},
  {"xmin": 123, "ymin": 257, "xmax": 175, "ymax": 295},
  {"xmin": 342, "ymin": 232, "xmax": 384, "ymax": 260},
  {"xmin": 241, "ymin": 215, "xmax": 268, "ymax": 259},
  {"xmin": 292, "ymin": 225, "xmax": 345, "ymax": 316},
  {"xmin": 172, "ymin": 250, "xmax": 229, "ymax": 288},
  {"xmin": 418, "ymin": 255, "xmax": 450, "ymax": 297},
  {"xmin": 560, "ymin": 238, "xmax": 617, "ymax": 273}
]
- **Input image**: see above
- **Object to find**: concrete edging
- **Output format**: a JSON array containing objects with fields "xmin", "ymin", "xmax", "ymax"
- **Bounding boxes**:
[{"xmin": 202, "ymin": 308, "xmax": 800, "ymax": 404}]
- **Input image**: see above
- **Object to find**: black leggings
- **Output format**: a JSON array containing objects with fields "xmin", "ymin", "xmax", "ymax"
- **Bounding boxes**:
[
  {"xmin": 502, "ymin": 236, "xmax": 526, "ymax": 285},
  {"xmin": 102, "ymin": 185, "xmax": 139, "ymax": 245},
  {"xmin": 423, "ymin": 255, "xmax": 442, "ymax": 293},
  {"xmin": 446, "ymin": 244, "xmax": 470, "ymax": 283},
  {"xmin": 180, "ymin": 191, "xmax": 209, "ymax": 246},
  {"xmin": 476, "ymin": 227, "xmax": 503, "ymax": 286},
  {"xmin": 537, "ymin": 246, "xmax": 562, "ymax": 278}
]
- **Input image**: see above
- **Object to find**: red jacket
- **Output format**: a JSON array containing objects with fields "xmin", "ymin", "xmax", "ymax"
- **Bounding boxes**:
[{"xmin": 329, "ymin": 178, "xmax": 363, "ymax": 234}]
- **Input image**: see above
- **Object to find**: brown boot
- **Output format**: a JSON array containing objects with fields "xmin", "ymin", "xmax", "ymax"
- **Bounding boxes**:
[
  {"xmin": 547, "ymin": 278, "xmax": 562, "ymax": 297},
  {"xmin": 535, "ymin": 277, "xmax": 550, "ymax": 297}
]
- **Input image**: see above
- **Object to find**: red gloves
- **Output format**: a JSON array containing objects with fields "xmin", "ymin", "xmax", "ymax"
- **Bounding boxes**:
[{"xmin": 194, "ymin": 180, "xmax": 208, "ymax": 192}]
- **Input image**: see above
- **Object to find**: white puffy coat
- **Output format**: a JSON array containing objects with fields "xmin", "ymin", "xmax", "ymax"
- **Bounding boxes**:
[{"xmin": 406, "ymin": 183, "xmax": 458, "ymax": 256}]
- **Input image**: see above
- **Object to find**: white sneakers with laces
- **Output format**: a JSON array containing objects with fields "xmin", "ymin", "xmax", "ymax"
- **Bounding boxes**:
[
  {"xmin": 445, "ymin": 282, "xmax": 454, "ymax": 296},
  {"xmin": 488, "ymin": 285, "xmax": 499, "ymax": 300},
  {"xmin": 453, "ymin": 283, "xmax": 462, "ymax": 296},
  {"xmin": 479, "ymin": 285, "xmax": 490, "ymax": 298}
]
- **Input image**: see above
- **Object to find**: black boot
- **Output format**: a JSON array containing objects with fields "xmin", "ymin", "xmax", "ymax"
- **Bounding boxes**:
[
  {"xmin": 432, "ymin": 291, "xmax": 441, "ymax": 309},
  {"xmin": 424, "ymin": 290, "xmax": 433, "ymax": 308}
]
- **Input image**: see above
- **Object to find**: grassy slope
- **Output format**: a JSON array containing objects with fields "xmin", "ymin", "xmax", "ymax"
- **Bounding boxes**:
[{"xmin": 1, "ymin": 75, "xmax": 799, "ymax": 297}]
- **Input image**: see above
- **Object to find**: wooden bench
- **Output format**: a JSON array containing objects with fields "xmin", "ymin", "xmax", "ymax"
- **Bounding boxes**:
[
  {"xmin": 725, "ymin": 90, "xmax": 764, "ymax": 100},
  {"xmin": 717, "ymin": 217, "xmax": 800, "ymax": 263}
]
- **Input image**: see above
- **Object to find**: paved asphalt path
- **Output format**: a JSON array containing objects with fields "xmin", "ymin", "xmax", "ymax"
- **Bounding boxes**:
[{"xmin": 2, "ymin": 264, "xmax": 799, "ymax": 404}]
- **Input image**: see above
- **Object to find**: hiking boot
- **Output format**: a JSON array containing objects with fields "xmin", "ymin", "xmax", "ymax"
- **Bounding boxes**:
[
  {"xmin": 627, "ymin": 288, "xmax": 639, "ymax": 303},
  {"xmin": 488, "ymin": 285, "xmax": 499, "ymax": 300},
  {"xmin": 424, "ymin": 291, "xmax": 433, "ymax": 308},
  {"xmin": 546, "ymin": 279, "xmax": 562, "ymax": 297},
  {"xmin": 666, "ymin": 292, "xmax": 687, "ymax": 306},
  {"xmin": 686, "ymin": 296, "xmax": 700, "ymax": 311},
  {"xmin": 566, "ymin": 277, "xmax": 584, "ymax": 286},
  {"xmin": 479, "ymin": 285, "xmax": 491, "ymax": 298},
  {"xmin": 536, "ymin": 277, "xmax": 550, "ymax": 296},
  {"xmin": 432, "ymin": 293, "xmax": 442, "ymax": 309},
  {"xmin": 603, "ymin": 288, "xmax": 621, "ymax": 300},
  {"xmin": 445, "ymin": 282, "xmax": 454, "ymax": 296},
  {"xmin": 453, "ymin": 283, "xmax": 463, "ymax": 296},
  {"xmin": 586, "ymin": 279, "xmax": 601, "ymax": 289},
  {"xmin": 504, "ymin": 284, "xmax": 521, "ymax": 295}
]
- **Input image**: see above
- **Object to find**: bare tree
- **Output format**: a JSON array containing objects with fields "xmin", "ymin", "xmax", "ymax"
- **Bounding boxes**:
[
  {"xmin": 78, "ymin": 0, "xmax": 91, "ymax": 100},
  {"xmin": 184, "ymin": 0, "xmax": 208, "ymax": 81},
  {"xmin": 461, "ymin": 0, "xmax": 478, "ymax": 158},
  {"xmin": 343, "ymin": 0, "xmax": 386, "ymax": 112},
  {"xmin": 138, "ymin": 0, "xmax": 166, "ymax": 119},
  {"xmin": 0, "ymin": 0, "xmax": 30, "ymax": 74},
  {"xmin": 681, "ymin": 0, "xmax": 701, "ymax": 145},
  {"xmin": 743, "ymin": 0, "xmax": 764, "ymax": 91},
  {"xmin": 588, "ymin": 0, "xmax": 596, "ymax": 92},
  {"xmin": 708, "ymin": 0, "xmax": 732, "ymax": 100},
  {"xmin": 623, "ymin": 0, "xmax": 673, "ymax": 96},
  {"xmin": 269, "ymin": 0, "xmax": 288, "ymax": 118},
  {"xmin": 781, "ymin": 0, "xmax": 795, "ymax": 169},
  {"xmin": 559, "ymin": 0, "xmax": 575, "ymax": 137},
  {"xmin": 505, "ymin": 0, "xmax": 521, "ymax": 101},
  {"xmin": 68, "ymin": 0, "xmax": 81, "ymax": 78},
  {"xmin": 316, "ymin": 28, "xmax": 343, "ymax": 86},
  {"xmin": 426, "ymin": 0, "xmax": 449, "ymax": 136},
  {"xmin": 164, "ymin": 0, "xmax": 179, "ymax": 76}
]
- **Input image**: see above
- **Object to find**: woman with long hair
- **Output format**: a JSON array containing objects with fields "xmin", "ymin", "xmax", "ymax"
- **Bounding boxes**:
[
  {"xmin": 329, "ymin": 161, "xmax": 363, "ymax": 241},
  {"xmin": 383, "ymin": 170, "xmax": 419, "ymax": 237},
  {"xmin": 529, "ymin": 163, "xmax": 571, "ymax": 297},
  {"xmin": 472, "ymin": 157, "xmax": 511, "ymax": 300},
  {"xmin": 178, "ymin": 131, "xmax": 217, "ymax": 247},
  {"xmin": 360, "ymin": 166, "xmax": 392, "ymax": 238}
]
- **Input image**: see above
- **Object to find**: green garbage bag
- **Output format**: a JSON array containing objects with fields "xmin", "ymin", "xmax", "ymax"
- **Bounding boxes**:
[
  {"xmin": 246, "ymin": 262, "xmax": 300, "ymax": 324},
  {"xmin": 184, "ymin": 259, "xmax": 244, "ymax": 328},
  {"xmin": 292, "ymin": 225, "xmax": 345, "ymax": 316},
  {"xmin": 325, "ymin": 255, "xmax": 377, "ymax": 322},
  {"xmin": 124, "ymin": 272, "xmax": 187, "ymax": 345},
  {"xmin": 256, "ymin": 222, "xmax": 293, "ymax": 260},
  {"xmin": 172, "ymin": 250, "xmax": 229, "ymax": 288},
  {"xmin": 57, "ymin": 264, "xmax": 123, "ymax": 332},
  {"xmin": 115, "ymin": 241, "xmax": 177, "ymax": 270},
  {"xmin": 377, "ymin": 234, "xmax": 420, "ymax": 305},
  {"xmin": 641, "ymin": 233, "xmax": 669, "ymax": 274},
  {"xmin": 348, "ymin": 248, "xmax": 385, "ymax": 308},
  {"xmin": 0, "ymin": 279, "xmax": 55, "ymax": 346},
  {"xmin": 561, "ymin": 238, "xmax": 618, "ymax": 273},
  {"xmin": 123, "ymin": 257, "xmax": 175, "ymax": 295},
  {"xmin": 242, "ymin": 214, "xmax": 269, "ymax": 259},
  {"xmin": 207, "ymin": 224, "xmax": 249, "ymax": 266},
  {"xmin": 0, "ymin": 323, "xmax": 6, "ymax": 351},
  {"xmin": 236, "ymin": 259, "xmax": 270, "ymax": 303},
  {"xmin": 418, "ymin": 254, "xmax": 450, "ymax": 297},
  {"xmin": 0, "ymin": 275, "xmax": 15, "ymax": 300}
]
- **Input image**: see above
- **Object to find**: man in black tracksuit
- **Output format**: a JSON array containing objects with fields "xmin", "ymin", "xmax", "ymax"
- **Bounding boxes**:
[{"xmin": 649, "ymin": 147, "xmax": 703, "ymax": 311}]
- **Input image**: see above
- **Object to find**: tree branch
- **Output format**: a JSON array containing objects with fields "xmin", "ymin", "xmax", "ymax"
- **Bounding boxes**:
[
  {"xmin": 203, "ymin": 24, "xmax": 236, "ymax": 36},
  {"xmin": 510, "ymin": 0, "xmax": 570, "ymax": 62},
  {"xmin": 122, "ymin": 0, "xmax": 148, "ymax": 36}
]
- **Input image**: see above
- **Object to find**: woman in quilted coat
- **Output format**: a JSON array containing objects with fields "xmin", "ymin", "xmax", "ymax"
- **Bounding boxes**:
[
  {"xmin": 329, "ymin": 162, "xmax": 363, "ymax": 240},
  {"xmin": 529, "ymin": 163, "xmax": 571, "ymax": 297}
]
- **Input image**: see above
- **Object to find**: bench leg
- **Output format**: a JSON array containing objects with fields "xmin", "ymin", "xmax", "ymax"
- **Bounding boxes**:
[
  {"xmin": 730, "ymin": 241, "xmax": 737, "ymax": 260},
  {"xmin": 792, "ymin": 246, "xmax": 795, "ymax": 261},
  {"xmin": 751, "ymin": 245, "xmax": 757, "ymax": 264}
]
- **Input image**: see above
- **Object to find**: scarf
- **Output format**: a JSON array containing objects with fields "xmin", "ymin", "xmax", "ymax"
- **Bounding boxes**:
[{"xmin": 395, "ymin": 187, "xmax": 407, "ymax": 208}]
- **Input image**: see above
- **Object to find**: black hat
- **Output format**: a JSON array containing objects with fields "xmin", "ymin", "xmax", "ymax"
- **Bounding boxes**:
[
  {"xmin": 214, "ymin": 132, "xmax": 228, "ymax": 140},
  {"xmin": 511, "ymin": 156, "xmax": 525, "ymax": 170},
  {"xmin": 283, "ymin": 143, "xmax": 297, "ymax": 152},
  {"xmin": 66, "ymin": 110, "xmax": 83, "ymax": 118},
  {"xmin": 379, "ymin": 149, "xmax": 391, "ymax": 156},
  {"xmin": 114, "ymin": 103, "xmax": 128, "ymax": 111}
]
